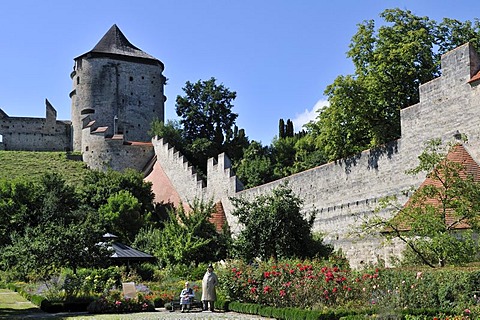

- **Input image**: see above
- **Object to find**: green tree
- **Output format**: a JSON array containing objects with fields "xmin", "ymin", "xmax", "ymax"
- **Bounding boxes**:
[
  {"xmin": 230, "ymin": 183, "xmax": 332, "ymax": 261},
  {"xmin": 234, "ymin": 141, "xmax": 274, "ymax": 188},
  {"xmin": 98, "ymin": 190, "xmax": 145, "ymax": 243},
  {"xmin": 0, "ymin": 178, "xmax": 36, "ymax": 245},
  {"xmin": 310, "ymin": 9, "xmax": 480, "ymax": 161},
  {"xmin": 278, "ymin": 119, "xmax": 286, "ymax": 139},
  {"xmin": 175, "ymin": 77, "xmax": 247, "ymax": 172},
  {"xmin": 79, "ymin": 169, "xmax": 154, "ymax": 218},
  {"xmin": 363, "ymin": 139, "xmax": 480, "ymax": 268},
  {"xmin": 133, "ymin": 199, "xmax": 230, "ymax": 267},
  {"xmin": 270, "ymin": 136, "xmax": 297, "ymax": 178},
  {"xmin": 149, "ymin": 119, "xmax": 185, "ymax": 148}
]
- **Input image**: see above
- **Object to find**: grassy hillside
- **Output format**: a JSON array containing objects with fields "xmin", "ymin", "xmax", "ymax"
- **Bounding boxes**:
[{"xmin": 0, "ymin": 151, "xmax": 91, "ymax": 187}]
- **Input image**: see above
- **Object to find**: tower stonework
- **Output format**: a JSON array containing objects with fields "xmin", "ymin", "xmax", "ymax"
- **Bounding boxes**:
[{"xmin": 70, "ymin": 25, "xmax": 166, "ymax": 153}]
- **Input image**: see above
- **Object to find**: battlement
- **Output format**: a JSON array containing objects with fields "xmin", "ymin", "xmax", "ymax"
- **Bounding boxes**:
[{"xmin": 0, "ymin": 100, "xmax": 71, "ymax": 151}]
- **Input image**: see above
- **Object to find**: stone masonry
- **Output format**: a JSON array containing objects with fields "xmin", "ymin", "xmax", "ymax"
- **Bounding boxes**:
[
  {"xmin": 2, "ymin": 25, "xmax": 480, "ymax": 268},
  {"xmin": 148, "ymin": 43, "xmax": 480, "ymax": 268}
]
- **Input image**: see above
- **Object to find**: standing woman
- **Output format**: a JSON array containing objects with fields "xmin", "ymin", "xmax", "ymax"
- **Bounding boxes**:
[{"xmin": 201, "ymin": 264, "xmax": 218, "ymax": 312}]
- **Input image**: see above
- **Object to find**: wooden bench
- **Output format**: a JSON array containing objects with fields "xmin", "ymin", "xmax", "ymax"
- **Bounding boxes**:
[{"xmin": 169, "ymin": 299, "xmax": 203, "ymax": 312}]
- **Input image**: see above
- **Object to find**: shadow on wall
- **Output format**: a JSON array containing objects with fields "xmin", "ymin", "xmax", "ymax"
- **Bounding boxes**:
[{"xmin": 335, "ymin": 140, "xmax": 399, "ymax": 174}]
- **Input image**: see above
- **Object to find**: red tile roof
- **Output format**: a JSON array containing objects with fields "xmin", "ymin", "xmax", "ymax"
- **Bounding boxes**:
[
  {"xmin": 210, "ymin": 201, "xmax": 227, "ymax": 232},
  {"xmin": 391, "ymin": 144, "xmax": 480, "ymax": 231},
  {"xmin": 469, "ymin": 70, "xmax": 480, "ymax": 84}
]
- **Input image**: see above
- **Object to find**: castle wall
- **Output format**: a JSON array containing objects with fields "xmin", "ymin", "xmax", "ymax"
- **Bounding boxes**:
[
  {"xmin": 213, "ymin": 43, "xmax": 480, "ymax": 268},
  {"xmin": 71, "ymin": 56, "xmax": 165, "ymax": 151},
  {"xmin": 81, "ymin": 126, "xmax": 154, "ymax": 172},
  {"xmin": 0, "ymin": 100, "xmax": 71, "ymax": 151},
  {"xmin": 148, "ymin": 138, "xmax": 206, "ymax": 204}
]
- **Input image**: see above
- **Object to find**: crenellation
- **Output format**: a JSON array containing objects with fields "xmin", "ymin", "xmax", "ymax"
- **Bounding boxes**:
[{"xmin": 3, "ymin": 25, "xmax": 480, "ymax": 268}]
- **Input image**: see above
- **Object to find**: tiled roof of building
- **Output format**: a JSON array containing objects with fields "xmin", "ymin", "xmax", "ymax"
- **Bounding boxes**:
[
  {"xmin": 469, "ymin": 70, "xmax": 480, "ymax": 84},
  {"xmin": 391, "ymin": 144, "xmax": 480, "ymax": 231},
  {"xmin": 210, "ymin": 201, "xmax": 227, "ymax": 232},
  {"xmin": 76, "ymin": 24, "xmax": 160, "ymax": 63}
]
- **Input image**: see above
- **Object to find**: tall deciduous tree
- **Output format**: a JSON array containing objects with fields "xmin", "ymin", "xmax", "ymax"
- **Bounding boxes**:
[
  {"xmin": 231, "ymin": 183, "xmax": 332, "ymax": 261},
  {"xmin": 310, "ymin": 9, "xmax": 480, "ymax": 161},
  {"xmin": 175, "ymin": 77, "xmax": 246, "ymax": 170}
]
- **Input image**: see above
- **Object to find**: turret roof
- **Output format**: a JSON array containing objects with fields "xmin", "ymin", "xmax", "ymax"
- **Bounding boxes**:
[{"xmin": 76, "ymin": 24, "xmax": 160, "ymax": 63}]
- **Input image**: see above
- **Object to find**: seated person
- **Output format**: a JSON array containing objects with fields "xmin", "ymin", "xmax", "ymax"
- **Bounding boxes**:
[{"xmin": 179, "ymin": 281, "xmax": 195, "ymax": 312}]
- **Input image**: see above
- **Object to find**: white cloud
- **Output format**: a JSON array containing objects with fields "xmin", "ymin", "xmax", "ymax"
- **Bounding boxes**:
[{"xmin": 292, "ymin": 98, "xmax": 329, "ymax": 131}]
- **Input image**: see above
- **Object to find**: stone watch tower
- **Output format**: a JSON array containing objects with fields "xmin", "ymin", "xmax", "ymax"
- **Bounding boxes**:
[{"xmin": 70, "ymin": 24, "xmax": 166, "ymax": 152}]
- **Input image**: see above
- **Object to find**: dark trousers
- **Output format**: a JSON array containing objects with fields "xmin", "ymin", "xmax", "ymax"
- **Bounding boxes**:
[{"xmin": 202, "ymin": 300, "xmax": 215, "ymax": 311}]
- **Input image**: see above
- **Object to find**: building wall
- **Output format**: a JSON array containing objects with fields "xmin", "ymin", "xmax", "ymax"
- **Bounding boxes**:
[
  {"xmin": 148, "ymin": 43, "xmax": 480, "ymax": 268},
  {"xmin": 71, "ymin": 55, "xmax": 165, "ymax": 152},
  {"xmin": 221, "ymin": 43, "xmax": 480, "ymax": 268},
  {"xmin": 81, "ymin": 124, "xmax": 155, "ymax": 172},
  {"xmin": 0, "ymin": 100, "xmax": 71, "ymax": 151}
]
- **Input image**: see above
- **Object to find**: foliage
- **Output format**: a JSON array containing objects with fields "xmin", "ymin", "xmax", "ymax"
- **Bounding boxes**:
[
  {"xmin": 87, "ymin": 290, "xmax": 155, "ymax": 314},
  {"xmin": 98, "ymin": 190, "xmax": 145, "ymax": 243},
  {"xmin": 175, "ymin": 77, "xmax": 248, "ymax": 173},
  {"xmin": 230, "ymin": 183, "xmax": 332, "ymax": 261},
  {"xmin": 363, "ymin": 139, "xmax": 480, "ymax": 268},
  {"xmin": 0, "ymin": 168, "xmax": 157, "ymax": 280},
  {"xmin": 219, "ymin": 259, "xmax": 480, "ymax": 318},
  {"xmin": 133, "ymin": 199, "xmax": 230, "ymax": 267},
  {"xmin": 0, "ymin": 174, "xmax": 110, "ymax": 279},
  {"xmin": 233, "ymin": 141, "xmax": 274, "ymax": 188},
  {"xmin": 308, "ymin": 9, "xmax": 480, "ymax": 161}
]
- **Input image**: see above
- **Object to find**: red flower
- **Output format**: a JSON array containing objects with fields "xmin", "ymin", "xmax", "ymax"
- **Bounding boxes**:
[
  {"xmin": 279, "ymin": 289, "xmax": 286, "ymax": 297},
  {"xmin": 289, "ymin": 269, "xmax": 295, "ymax": 274},
  {"xmin": 250, "ymin": 287, "xmax": 257, "ymax": 294},
  {"xmin": 263, "ymin": 271, "xmax": 271, "ymax": 278},
  {"xmin": 263, "ymin": 286, "xmax": 272, "ymax": 294}
]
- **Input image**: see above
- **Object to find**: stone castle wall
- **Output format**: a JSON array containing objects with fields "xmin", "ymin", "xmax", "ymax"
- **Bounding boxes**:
[
  {"xmin": 81, "ymin": 122, "xmax": 155, "ymax": 172},
  {"xmin": 222, "ymin": 43, "xmax": 480, "ymax": 267},
  {"xmin": 71, "ymin": 56, "xmax": 166, "ymax": 152},
  {"xmin": 146, "ymin": 137, "xmax": 243, "ymax": 209},
  {"xmin": 0, "ymin": 100, "xmax": 71, "ymax": 151}
]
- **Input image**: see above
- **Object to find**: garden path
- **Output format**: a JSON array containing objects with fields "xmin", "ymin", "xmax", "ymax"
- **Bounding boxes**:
[{"xmin": 0, "ymin": 289, "xmax": 273, "ymax": 319}]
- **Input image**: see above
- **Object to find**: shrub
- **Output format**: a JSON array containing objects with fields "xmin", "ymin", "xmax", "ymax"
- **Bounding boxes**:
[{"xmin": 87, "ymin": 290, "xmax": 155, "ymax": 314}]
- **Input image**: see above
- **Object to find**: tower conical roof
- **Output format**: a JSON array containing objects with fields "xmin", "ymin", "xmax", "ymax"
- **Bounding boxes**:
[{"xmin": 76, "ymin": 24, "xmax": 160, "ymax": 63}]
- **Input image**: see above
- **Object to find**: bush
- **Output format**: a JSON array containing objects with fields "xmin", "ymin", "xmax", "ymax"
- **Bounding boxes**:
[
  {"xmin": 220, "ymin": 258, "xmax": 480, "ymax": 317},
  {"xmin": 87, "ymin": 291, "xmax": 155, "ymax": 314}
]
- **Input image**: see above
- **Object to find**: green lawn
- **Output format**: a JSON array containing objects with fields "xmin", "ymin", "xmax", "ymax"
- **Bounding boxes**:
[
  {"xmin": 0, "ymin": 289, "xmax": 46, "ymax": 319},
  {"xmin": 0, "ymin": 151, "xmax": 89, "ymax": 187}
]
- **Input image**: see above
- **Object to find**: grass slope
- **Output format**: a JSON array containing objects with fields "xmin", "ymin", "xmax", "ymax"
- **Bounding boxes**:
[{"xmin": 0, "ymin": 151, "xmax": 91, "ymax": 187}]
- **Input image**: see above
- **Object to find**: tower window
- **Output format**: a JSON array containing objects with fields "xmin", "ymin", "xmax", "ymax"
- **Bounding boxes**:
[
  {"xmin": 129, "ymin": 76, "xmax": 133, "ymax": 81},
  {"xmin": 77, "ymin": 76, "xmax": 80, "ymax": 85}
]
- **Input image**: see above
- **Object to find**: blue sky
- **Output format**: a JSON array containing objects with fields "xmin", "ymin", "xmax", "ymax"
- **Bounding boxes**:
[{"xmin": 1, "ymin": 1, "xmax": 479, "ymax": 144}]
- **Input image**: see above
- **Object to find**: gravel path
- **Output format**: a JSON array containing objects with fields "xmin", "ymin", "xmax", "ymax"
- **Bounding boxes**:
[{"xmin": 7, "ymin": 309, "xmax": 274, "ymax": 319}]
